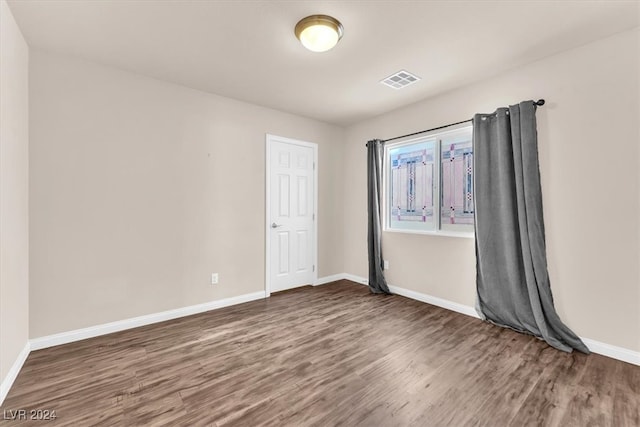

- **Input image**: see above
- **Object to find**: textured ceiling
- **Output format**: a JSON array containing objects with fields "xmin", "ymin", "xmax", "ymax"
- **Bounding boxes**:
[{"xmin": 8, "ymin": 0, "xmax": 640, "ymax": 125}]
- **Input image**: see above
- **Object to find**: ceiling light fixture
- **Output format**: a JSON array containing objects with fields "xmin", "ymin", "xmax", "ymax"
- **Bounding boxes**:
[{"xmin": 295, "ymin": 15, "xmax": 343, "ymax": 53}]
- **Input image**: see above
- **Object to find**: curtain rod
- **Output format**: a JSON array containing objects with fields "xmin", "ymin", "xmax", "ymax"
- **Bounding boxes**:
[{"xmin": 371, "ymin": 99, "xmax": 545, "ymax": 145}]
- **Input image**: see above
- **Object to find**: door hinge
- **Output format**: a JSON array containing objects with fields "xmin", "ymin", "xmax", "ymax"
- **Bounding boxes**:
[
  {"xmin": 312, "ymin": 265, "xmax": 315, "ymax": 272},
  {"xmin": 312, "ymin": 213, "xmax": 315, "ymax": 221},
  {"xmin": 313, "ymin": 162, "xmax": 316, "ymax": 170}
]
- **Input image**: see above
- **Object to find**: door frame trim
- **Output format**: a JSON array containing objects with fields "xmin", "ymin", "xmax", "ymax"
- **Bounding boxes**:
[{"xmin": 265, "ymin": 134, "xmax": 318, "ymax": 297}]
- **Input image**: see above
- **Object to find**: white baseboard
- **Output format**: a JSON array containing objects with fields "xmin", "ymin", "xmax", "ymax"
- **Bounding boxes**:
[
  {"xmin": 581, "ymin": 337, "xmax": 640, "ymax": 366},
  {"xmin": 0, "ymin": 341, "xmax": 30, "ymax": 406},
  {"xmin": 387, "ymin": 284, "xmax": 480, "ymax": 319},
  {"xmin": 339, "ymin": 273, "xmax": 480, "ymax": 319},
  {"xmin": 335, "ymin": 273, "xmax": 640, "ymax": 366},
  {"xmin": 30, "ymin": 291, "xmax": 267, "ymax": 351},
  {"xmin": 343, "ymin": 273, "xmax": 369, "ymax": 286},
  {"xmin": 313, "ymin": 274, "xmax": 345, "ymax": 286}
]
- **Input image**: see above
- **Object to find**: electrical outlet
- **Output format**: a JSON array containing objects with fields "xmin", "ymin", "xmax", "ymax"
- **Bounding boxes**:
[
  {"xmin": 383, "ymin": 260, "xmax": 389, "ymax": 270},
  {"xmin": 211, "ymin": 273, "xmax": 219, "ymax": 285}
]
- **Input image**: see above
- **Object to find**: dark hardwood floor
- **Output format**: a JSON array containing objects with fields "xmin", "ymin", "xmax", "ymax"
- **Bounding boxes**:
[{"xmin": 1, "ymin": 280, "xmax": 638, "ymax": 426}]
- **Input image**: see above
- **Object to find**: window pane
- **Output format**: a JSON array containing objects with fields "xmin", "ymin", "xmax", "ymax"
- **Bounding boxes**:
[
  {"xmin": 440, "ymin": 131, "xmax": 474, "ymax": 232},
  {"xmin": 388, "ymin": 140, "xmax": 436, "ymax": 231}
]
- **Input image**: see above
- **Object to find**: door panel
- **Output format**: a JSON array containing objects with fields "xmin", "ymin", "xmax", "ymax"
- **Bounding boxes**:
[
  {"xmin": 278, "ymin": 174, "xmax": 290, "ymax": 217},
  {"xmin": 297, "ymin": 176, "xmax": 308, "ymax": 216},
  {"xmin": 277, "ymin": 231, "xmax": 289, "ymax": 275},
  {"xmin": 296, "ymin": 230, "xmax": 308, "ymax": 272},
  {"xmin": 269, "ymin": 138, "xmax": 315, "ymax": 293}
]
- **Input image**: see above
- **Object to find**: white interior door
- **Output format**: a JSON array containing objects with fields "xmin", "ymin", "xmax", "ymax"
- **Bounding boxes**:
[{"xmin": 267, "ymin": 135, "xmax": 316, "ymax": 294}]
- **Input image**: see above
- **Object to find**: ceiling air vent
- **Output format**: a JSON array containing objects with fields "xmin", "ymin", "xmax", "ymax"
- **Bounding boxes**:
[{"xmin": 380, "ymin": 70, "xmax": 421, "ymax": 89}]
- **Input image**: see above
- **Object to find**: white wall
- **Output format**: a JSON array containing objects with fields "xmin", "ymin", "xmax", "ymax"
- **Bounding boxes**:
[
  {"xmin": 0, "ymin": 0, "xmax": 30, "ymax": 383},
  {"xmin": 343, "ymin": 28, "xmax": 640, "ymax": 352},
  {"xmin": 29, "ymin": 50, "xmax": 345, "ymax": 338}
]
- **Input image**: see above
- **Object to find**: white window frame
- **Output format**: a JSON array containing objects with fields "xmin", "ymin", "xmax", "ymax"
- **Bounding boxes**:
[{"xmin": 382, "ymin": 124, "xmax": 474, "ymax": 239}]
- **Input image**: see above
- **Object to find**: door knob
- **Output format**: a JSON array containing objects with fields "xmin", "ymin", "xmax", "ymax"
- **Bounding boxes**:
[{"xmin": 271, "ymin": 223, "xmax": 282, "ymax": 229}]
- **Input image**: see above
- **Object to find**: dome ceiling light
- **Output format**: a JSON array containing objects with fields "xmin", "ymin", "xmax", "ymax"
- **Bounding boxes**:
[{"xmin": 294, "ymin": 15, "xmax": 344, "ymax": 53}]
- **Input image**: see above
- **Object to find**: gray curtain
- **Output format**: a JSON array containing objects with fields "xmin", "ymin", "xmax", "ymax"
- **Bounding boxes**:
[
  {"xmin": 367, "ymin": 139, "xmax": 391, "ymax": 294},
  {"xmin": 473, "ymin": 101, "xmax": 589, "ymax": 354}
]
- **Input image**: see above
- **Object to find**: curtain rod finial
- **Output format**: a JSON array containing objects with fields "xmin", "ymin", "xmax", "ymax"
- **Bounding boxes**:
[{"xmin": 535, "ymin": 99, "xmax": 545, "ymax": 106}]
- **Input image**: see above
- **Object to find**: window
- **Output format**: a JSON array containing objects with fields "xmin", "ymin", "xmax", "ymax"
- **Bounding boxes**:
[{"xmin": 385, "ymin": 125, "xmax": 474, "ymax": 236}]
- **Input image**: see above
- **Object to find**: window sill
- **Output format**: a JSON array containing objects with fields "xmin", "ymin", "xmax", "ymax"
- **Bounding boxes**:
[{"xmin": 383, "ymin": 228, "xmax": 475, "ymax": 239}]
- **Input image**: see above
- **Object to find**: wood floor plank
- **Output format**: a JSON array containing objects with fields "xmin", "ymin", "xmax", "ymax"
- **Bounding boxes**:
[{"xmin": 1, "ymin": 280, "xmax": 637, "ymax": 426}]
